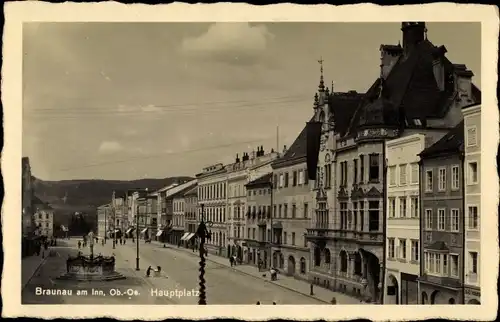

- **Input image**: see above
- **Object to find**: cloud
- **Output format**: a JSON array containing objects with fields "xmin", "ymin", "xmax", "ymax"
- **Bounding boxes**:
[
  {"xmin": 98, "ymin": 141, "xmax": 123, "ymax": 153},
  {"xmin": 140, "ymin": 104, "xmax": 161, "ymax": 113},
  {"xmin": 181, "ymin": 23, "xmax": 274, "ymax": 65}
]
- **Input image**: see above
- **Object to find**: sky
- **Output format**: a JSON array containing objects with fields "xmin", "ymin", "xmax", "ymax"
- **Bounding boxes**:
[{"xmin": 22, "ymin": 22, "xmax": 481, "ymax": 181}]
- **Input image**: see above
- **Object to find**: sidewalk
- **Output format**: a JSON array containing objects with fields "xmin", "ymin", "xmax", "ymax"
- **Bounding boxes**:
[
  {"xmin": 22, "ymin": 254, "xmax": 47, "ymax": 290},
  {"xmin": 159, "ymin": 242, "xmax": 363, "ymax": 304}
]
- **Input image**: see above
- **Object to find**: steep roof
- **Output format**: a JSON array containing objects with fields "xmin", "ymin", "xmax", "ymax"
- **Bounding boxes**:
[
  {"xmin": 419, "ymin": 120, "xmax": 464, "ymax": 158},
  {"xmin": 183, "ymin": 184, "xmax": 198, "ymax": 196},
  {"xmin": 272, "ymin": 117, "xmax": 312, "ymax": 169},
  {"xmin": 348, "ymin": 39, "xmax": 480, "ymax": 135},
  {"xmin": 329, "ymin": 91, "xmax": 365, "ymax": 136},
  {"xmin": 246, "ymin": 173, "xmax": 272, "ymax": 188}
]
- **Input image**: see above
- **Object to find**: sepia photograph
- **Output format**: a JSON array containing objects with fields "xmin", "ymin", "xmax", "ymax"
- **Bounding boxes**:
[{"xmin": 2, "ymin": 2, "xmax": 499, "ymax": 321}]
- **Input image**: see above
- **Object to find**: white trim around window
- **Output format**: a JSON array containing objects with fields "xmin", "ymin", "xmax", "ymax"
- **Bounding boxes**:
[
  {"xmin": 438, "ymin": 167, "xmax": 446, "ymax": 191},
  {"xmin": 451, "ymin": 165, "xmax": 460, "ymax": 191},
  {"xmin": 467, "ymin": 161, "xmax": 479, "ymax": 185},
  {"xmin": 467, "ymin": 204, "xmax": 479, "ymax": 231},
  {"xmin": 425, "ymin": 169, "xmax": 433, "ymax": 192},
  {"xmin": 425, "ymin": 208, "xmax": 433, "ymax": 230},
  {"xmin": 437, "ymin": 208, "xmax": 446, "ymax": 231},
  {"xmin": 450, "ymin": 208, "xmax": 460, "ymax": 232}
]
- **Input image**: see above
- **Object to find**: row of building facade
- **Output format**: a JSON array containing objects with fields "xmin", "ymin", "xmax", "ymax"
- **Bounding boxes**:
[{"xmin": 97, "ymin": 22, "xmax": 484, "ymax": 304}]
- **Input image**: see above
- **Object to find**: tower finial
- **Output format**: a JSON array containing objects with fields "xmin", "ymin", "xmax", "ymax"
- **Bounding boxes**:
[
  {"xmin": 317, "ymin": 57, "xmax": 325, "ymax": 92},
  {"xmin": 331, "ymin": 80, "xmax": 334, "ymax": 93},
  {"xmin": 424, "ymin": 26, "xmax": 428, "ymax": 40}
]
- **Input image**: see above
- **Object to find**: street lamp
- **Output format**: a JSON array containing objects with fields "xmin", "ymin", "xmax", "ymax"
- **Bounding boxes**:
[
  {"xmin": 113, "ymin": 207, "xmax": 116, "ymax": 249},
  {"xmin": 196, "ymin": 204, "xmax": 212, "ymax": 305},
  {"xmin": 136, "ymin": 204, "xmax": 140, "ymax": 271}
]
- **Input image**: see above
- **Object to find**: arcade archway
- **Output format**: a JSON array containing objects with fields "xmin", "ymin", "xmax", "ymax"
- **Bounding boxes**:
[
  {"xmin": 385, "ymin": 274, "xmax": 399, "ymax": 304},
  {"xmin": 287, "ymin": 256, "xmax": 296, "ymax": 275}
]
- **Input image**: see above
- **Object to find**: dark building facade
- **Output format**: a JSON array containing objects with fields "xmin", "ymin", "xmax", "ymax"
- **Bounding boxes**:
[{"xmin": 418, "ymin": 121, "xmax": 465, "ymax": 304}]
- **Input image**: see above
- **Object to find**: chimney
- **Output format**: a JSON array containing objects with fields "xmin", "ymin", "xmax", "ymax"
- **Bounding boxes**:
[
  {"xmin": 235, "ymin": 153, "xmax": 240, "ymax": 163},
  {"xmin": 260, "ymin": 145, "xmax": 264, "ymax": 156},
  {"xmin": 453, "ymin": 64, "xmax": 474, "ymax": 106},
  {"xmin": 379, "ymin": 44, "xmax": 402, "ymax": 79},
  {"xmin": 401, "ymin": 22, "xmax": 426, "ymax": 55},
  {"xmin": 283, "ymin": 145, "xmax": 287, "ymax": 154},
  {"xmin": 271, "ymin": 148, "xmax": 275, "ymax": 153}
]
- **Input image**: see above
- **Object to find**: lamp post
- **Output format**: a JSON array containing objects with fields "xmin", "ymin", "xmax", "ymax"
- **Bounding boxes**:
[
  {"xmin": 269, "ymin": 180, "xmax": 274, "ymax": 270},
  {"xmin": 196, "ymin": 204, "xmax": 212, "ymax": 305},
  {"xmin": 113, "ymin": 207, "xmax": 116, "ymax": 249},
  {"xmin": 136, "ymin": 204, "xmax": 140, "ymax": 271}
]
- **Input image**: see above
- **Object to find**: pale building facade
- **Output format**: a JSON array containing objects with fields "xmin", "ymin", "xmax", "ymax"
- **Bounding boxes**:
[
  {"xmin": 462, "ymin": 103, "xmax": 481, "ymax": 304},
  {"xmin": 384, "ymin": 134, "xmax": 425, "ymax": 304},
  {"xmin": 196, "ymin": 164, "xmax": 228, "ymax": 257},
  {"xmin": 181, "ymin": 185, "xmax": 198, "ymax": 247},
  {"xmin": 33, "ymin": 196, "xmax": 54, "ymax": 238},
  {"xmin": 97, "ymin": 203, "xmax": 112, "ymax": 238}
]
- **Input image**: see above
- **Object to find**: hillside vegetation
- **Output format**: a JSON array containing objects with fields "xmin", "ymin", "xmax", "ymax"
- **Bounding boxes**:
[{"xmin": 32, "ymin": 176, "xmax": 193, "ymax": 226}]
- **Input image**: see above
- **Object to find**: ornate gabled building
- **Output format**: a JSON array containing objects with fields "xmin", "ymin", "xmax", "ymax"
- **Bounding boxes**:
[{"xmin": 306, "ymin": 22, "xmax": 481, "ymax": 303}]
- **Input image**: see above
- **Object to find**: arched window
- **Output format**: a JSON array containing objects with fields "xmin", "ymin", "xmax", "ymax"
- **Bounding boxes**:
[
  {"xmin": 340, "ymin": 251, "xmax": 348, "ymax": 272},
  {"xmin": 300, "ymin": 257, "xmax": 306, "ymax": 274},
  {"xmin": 314, "ymin": 247, "xmax": 321, "ymax": 266}
]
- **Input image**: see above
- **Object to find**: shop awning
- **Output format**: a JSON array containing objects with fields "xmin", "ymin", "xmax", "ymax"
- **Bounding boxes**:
[
  {"xmin": 180, "ymin": 232, "xmax": 190, "ymax": 241},
  {"xmin": 141, "ymin": 228, "xmax": 148, "ymax": 234},
  {"xmin": 156, "ymin": 230, "xmax": 163, "ymax": 237},
  {"xmin": 186, "ymin": 233, "xmax": 196, "ymax": 241},
  {"xmin": 126, "ymin": 228, "xmax": 135, "ymax": 234}
]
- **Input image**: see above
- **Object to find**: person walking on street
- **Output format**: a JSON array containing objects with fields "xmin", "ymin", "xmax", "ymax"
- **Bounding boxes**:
[
  {"xmin": 78, "ymin": 241, "xmax": 81, "ymax": 249},
  {"xmin": 229, "ymin": 256, "xmax": 234, "ymax": 267},
  {"xmin": 146, "ymin": 266, "xmax": 152, "ymax": 277}
]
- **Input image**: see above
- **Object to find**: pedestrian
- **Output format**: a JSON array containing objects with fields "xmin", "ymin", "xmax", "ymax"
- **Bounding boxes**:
[
  {"xmin": 272, "ymin": 302, "xmax": 276, "ymax": 305},
  {"xmin": 258, "ymin": 260, "xmax": 262, "ymax": 271},
  {"xmin": 256, "ymin": 301, "xmax": 260, "ymax": 305},
  {"xmin": 123, "ymin": 239, "xmax": 126, "ymax": 245},
  {"xmin": 330, "ymin": 297, "xmax": 337, "ymax": 305},
  {"xmin": 146, "ymin": 266, "xmax": 152, "ymax": 277},
  {"xmin": 78, "ymin": 241, "xmax": 81, "ymax": 249},
  {"xmin": 229, "ymin": 256, "xmax": 234, "ymax": 267}
]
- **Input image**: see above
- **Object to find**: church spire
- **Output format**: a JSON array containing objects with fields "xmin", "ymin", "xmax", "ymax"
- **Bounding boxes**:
[{"xmin": 317, "ymin": 57, "xmax": 325, "ymax": 92}]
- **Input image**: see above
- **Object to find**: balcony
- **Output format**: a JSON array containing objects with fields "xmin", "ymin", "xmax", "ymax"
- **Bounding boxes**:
[{"xmin": 333, "ymin": 230, "xmax": 384, "ymax": 244}]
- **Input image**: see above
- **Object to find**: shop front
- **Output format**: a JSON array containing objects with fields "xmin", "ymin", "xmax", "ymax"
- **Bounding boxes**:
[{"xmin": 464, "ymin": 287, "xmax": 481, "ymax": 305}]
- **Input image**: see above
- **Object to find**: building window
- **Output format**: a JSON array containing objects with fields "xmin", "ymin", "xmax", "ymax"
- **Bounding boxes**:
[
  {"xmin": 359, "ymin": 202, "xmax": 364, "ymax": 232},
  {"xmin": 451, "ymin": 254, "xmax": 459, "ymax": 277},
  {"xmin": 438, "ymin": 209, "xmax": 445, "ymax": 231},
  {"xmin": 389, "ymin": 166, "xmax": 396, "ymax": 186},
  {"xmin": 368, "ymin": 201, "xmax": 379, "ymax": 232},
  {"xmin": 411, "ymin": 240, "xmax": 419, "ymax": 261},
  {"xmin": 325, "ymin": 164, "xmax": 332, "ymax": 188},
  {"xmin": 304, "ymin": 168, "xmax": 309, "ymax": 185},
  {"xmin": 467, "ymin": 126, "xmax": 477, "ymax": 147},
  {"xmin": 451, "ymin": 165, "xmax": 460, "ymax": 190},
  {"xmin": 451, "ymin": 209, "xmax": 459, "ymax": 231},
  {"xmin": 398, "ymin": 239, "xmax": 407, "ymax": 260},
  {"xmin": 410, "ymin": 197, "xmax": 419, "ymax": 218},
  {"xmin": 435, "ymin": 253, "xmax": 441, "ymax": 274},
  {"xmin": 292, "ymin": 232, "xmax": 296, "ymax": 245},
  {"xmin": 425, "ymin": 209, "xmax": 433, "ymax": 230},
  {"xmin": 399, "ymin": 197, "xmax": 407, "ymax": 218},
  {"xmin": 292, "ymin": 204, "xmax": 296, "ymax": 218},
  {"xmin": 293, "ymin": 171, "xmax": 298, "ymax": 186},
  {"xmin": 300, "ymin": 257, "xmax": 306, "ymax": 274},
  {"xmin": 425, "ymin": 170, "xmax": 433, "ymax": 192},
  {"xmin": 468, "ymin": 206, "xmax": 479, "ymax": 230},
  {"xmin": 252, "ymin": 228, "xmax": 256, "ymax": 240},
  {"xmin": 388, "ymin": 238, "xmax": 395, "ymax": 258},
  {"xmin": 284, "ymin": 172, "xmax": 289, "ymax": 187},
  {"xmin": 353, "ymin": 159, "xmax": 358, "ymax": 183},
  {"xmin": 469, "ymin": 252, "xmax": 478, "ymax": 274},
  {"xmin": 284, "ymin": 204, "xmax": 288, "ymax": 218},
  {"xmin": 247, "ymin": 228, "xmax": 250, "ymax": 239},
  {"xmin": 273, "ymin": 205, "xmax": 276, "ymax": 218},
  {"xmin": 443, "ymin": 254, "xmax": 448, "ymax": 276},
  {"xmin": 410, "ymin": 163, "xmax": 419, "ymax": 184},
  {"xmin": 388, "ymin": 198, "xmax": 396, "ymax": 218},
  {"xmin": 438, "ymin": 168, "xmax": 446, "ymax": 191},
  {"xmin": 279, "ymin": 174, "xmax": 284, "ymax": 188},
  {"xmin": 303, "ymin": 203, "xmax": 308, "ymax": 218},
  {"xmin": 273, "ymin": 175, "xmax": 278, "ymax": 188},
  {"xmin": 340, "ymin": 202, "xmax": 348, "ymax": 230},
  {"xmin": 399, "ymin": 164, "xmax": 407, "ymax": 186},
  {"xmin": 267, "ymin": 229, "xmax": 270, "ymax": 241},
  {"xmin": 298, "ymin": 170, "xmax": 304, "ymax": 185},
  {"xmin": 359, "ymin": 155, "xmax": 365, "ymax": 182},
  {"xmin": 468, "ymin": 162, "xmax": 478, "ymax": 184},
  {"xmin": 279, "ymin": 205, "xmax": 282, "ymax": 218},
  {"xmin": 283, "ymin": 231, "xmax": 287, "ymax": 244},
  {"xmin": 369, "ymin": 154, "xmax": 380, "ymax": 181}
]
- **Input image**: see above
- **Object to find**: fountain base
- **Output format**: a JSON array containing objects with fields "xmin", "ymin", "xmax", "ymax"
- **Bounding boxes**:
[{"xmin": 57, "ymin": 254, "xmax": 126, "ymax": 282}]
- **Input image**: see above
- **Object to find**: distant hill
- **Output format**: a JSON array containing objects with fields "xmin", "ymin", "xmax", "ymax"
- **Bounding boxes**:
[{"xmin": 32, "ymin": 176, "xmax": 194, "ymax": 226}]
